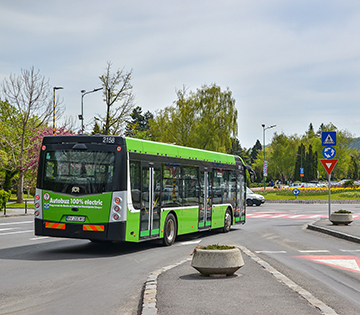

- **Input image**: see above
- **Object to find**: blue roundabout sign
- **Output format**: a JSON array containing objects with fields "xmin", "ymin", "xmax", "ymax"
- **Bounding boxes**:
[{"xmin": 323, "ymin": 146, "xmax": 336, "ymax": 159}]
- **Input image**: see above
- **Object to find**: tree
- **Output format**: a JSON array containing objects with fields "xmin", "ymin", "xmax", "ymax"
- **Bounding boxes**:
[
  {"xmin": 348, "ymin": 155, "xmax": 359, "ymax": 180},
  {"xmin": 125, "ymin": 106, "xmax": 153, "ymax": 139},
  {"xmin": 0, "ymin": 68, "xmax": 64, "ymax": 202},
  {"xmin": 24, "ymin": 125, "xmax": 73, "ymax": 191},
  {"xmin": 268, "ymin": 132, "xmax": 299, "ymax": 183},
  {"xmin": 294, "ymin": 143, "xmax": 304, "ymax": 182},
  {"xmin": 305, "ymin": 123, "xmax": 316, "ymax": 138},
  {"xmin": 150, "ymin": 84, "xmax": 237, "ymax": 153},
  {"xmin": 96, "ymin": 62, "xmax": 135, "ymax": 135},
  {"xmin": 229, "ymin": 137, "xmax": 251, "ymax": 164},
  {"xmin": 250, "ymin": 140, "xmax": 262, "ymax": 164}
]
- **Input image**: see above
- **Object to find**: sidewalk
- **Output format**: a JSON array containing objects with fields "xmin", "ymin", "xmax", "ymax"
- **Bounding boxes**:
[
  {"xmin": 0, "ymin": 207, "xmax": 34, "ymax": 217},
  {"xmin": 145, "ymin": 218, "xmax": 360, "ymax": 315}
]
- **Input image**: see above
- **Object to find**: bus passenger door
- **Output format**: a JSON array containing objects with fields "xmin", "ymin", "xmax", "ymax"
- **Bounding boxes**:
[
  {"xmin": 199, "ymin": 169, "xmax": 212, "ymax": 230},
  {"xmin": 140, "ymin": 163, "xmax": 161, "ymax": 239}
]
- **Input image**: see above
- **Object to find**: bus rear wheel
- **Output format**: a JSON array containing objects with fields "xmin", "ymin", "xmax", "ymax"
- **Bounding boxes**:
[
  {"xmin": 163, "ymin": 213, "xmax": 177, "ymax": 246},
  {"xmin": 222, "ymin": 208, "xmax": 232, "ymax": 233}
]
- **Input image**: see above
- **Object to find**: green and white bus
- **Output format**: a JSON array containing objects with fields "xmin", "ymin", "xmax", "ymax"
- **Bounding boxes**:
[{"xmin": 34, "ymin": 135, "xmax": 253, "ymax": 245}]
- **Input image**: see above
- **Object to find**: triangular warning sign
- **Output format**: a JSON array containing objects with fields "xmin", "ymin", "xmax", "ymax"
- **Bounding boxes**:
[
  {"xmin": 324, "ymin": 134, "xmax": 335, "ymax": 145},
  {"xmin": 297, "ymin": 255, "xmax": 360, "ymax": 274},
  {"xmin": 320, "ymin": 159, "xmax": 338, "ymax": 175}
]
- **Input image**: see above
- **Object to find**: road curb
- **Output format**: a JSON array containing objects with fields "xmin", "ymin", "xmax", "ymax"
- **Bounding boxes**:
[
  {"xmin": 141, "ymin": 257, "xmax": 191, "ymax": 315},
  {"xmin": 307, "ymin": 224, "xmax": 360, "ymax": 244}
]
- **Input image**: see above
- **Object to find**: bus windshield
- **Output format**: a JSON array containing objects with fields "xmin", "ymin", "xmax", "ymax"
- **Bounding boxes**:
[{"xmin": 42, "ymin": 150, "xmax": 115, "ymax": 194}]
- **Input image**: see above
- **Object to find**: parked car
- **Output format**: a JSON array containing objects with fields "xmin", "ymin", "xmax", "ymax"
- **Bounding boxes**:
[{"xmin": 246, "ymin": 187, "xmax": 265, "ymax": 206}]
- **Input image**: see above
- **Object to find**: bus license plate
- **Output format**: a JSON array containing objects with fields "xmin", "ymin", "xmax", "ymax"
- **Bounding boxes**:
[{"xmin": 66, "ymin": 216, "xmax": 86, "ymax": 222}]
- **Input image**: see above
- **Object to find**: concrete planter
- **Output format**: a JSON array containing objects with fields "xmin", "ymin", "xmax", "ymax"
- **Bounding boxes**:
[
  {"xmin": 329, "ymin": 213, "xmax": 353, "ymax": 225},
  {"xmin": 191, "ymin": 247, "xmax": 244, "ymax": 276}
]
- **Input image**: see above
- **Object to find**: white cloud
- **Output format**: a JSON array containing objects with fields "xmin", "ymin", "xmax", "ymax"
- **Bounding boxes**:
[{"xmin": 1, "ymin": 0, "xmax": 360, "ymax": 148}]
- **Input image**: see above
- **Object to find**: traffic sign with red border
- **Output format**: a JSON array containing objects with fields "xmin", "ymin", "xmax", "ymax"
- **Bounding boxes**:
[{"xmin": 320, "ymin": 159, "xmax": 338, "ymax": 175}]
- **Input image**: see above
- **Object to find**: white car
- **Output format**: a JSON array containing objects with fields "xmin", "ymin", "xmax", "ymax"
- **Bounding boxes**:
[{"xmin": 246, "ymin": 187, "xmax": 265, "ymax": 206}]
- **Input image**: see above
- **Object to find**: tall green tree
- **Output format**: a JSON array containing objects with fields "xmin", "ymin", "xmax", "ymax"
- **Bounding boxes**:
[
  {"xmin": 150, "ymin": 84, "xmax": 237, "ymax": 153},
  {"xmin": 294, "ymin": 143, "xmax": 305, "ymax": 182},
  {"xmin": 250, "ymin": 140, "xmax": 262, "ymax": 164},
  {"xmin": 348, "ymin": 155, "xmax": 359, "ymax": 180},
  {"xmin": 229, "ymin": 137, "xmax": 251, "ymax": 164},
  {"xmin": 97, "ymin": 62, "xmax": 135, "ymax": 135}
]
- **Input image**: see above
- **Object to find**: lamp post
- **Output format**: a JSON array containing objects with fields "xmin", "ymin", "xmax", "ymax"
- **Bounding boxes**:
[
  {"xmin": 53, "ymin": 86, "xmax": 64, "ymax": 135},
  {"xmin": 79, "ymin": 87, "xmax": 102, "ymax": 134},
  {"xmin": 296, "ymin": 145, "xmax": 303, "ymax": 182},
  {"xmin": 262, "ymin": 124, "xmax": 276, "ymax": 190}
]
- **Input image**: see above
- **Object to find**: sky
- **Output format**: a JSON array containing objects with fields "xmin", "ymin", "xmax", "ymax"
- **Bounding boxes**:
[{"xmin": 1, "ymin": 0, "xmax": 360, "ymax": 149}]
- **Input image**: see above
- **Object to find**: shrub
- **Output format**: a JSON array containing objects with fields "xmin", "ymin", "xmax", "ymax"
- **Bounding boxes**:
[
  {"xmin": 199, "ymin": 244, "xmax": 235, "ymax": 250},
  {"xmin": 343, "ymin": 180, "xmax": 355, "ymax": 188},
  {"xmin": 0, "ymin": 190, "xmax": 11, "ymax": 210},
  {"xmin": 334, "ymin": 209, "xmax": 352, "ymax": 214}
]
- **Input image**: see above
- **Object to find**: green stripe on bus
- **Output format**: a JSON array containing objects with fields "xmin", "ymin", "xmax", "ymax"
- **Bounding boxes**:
[
  {"xmin": 151, "ymin": 229, "xmax": 159, "ymax": 235},
  {"xmin": 206, "ymin": 221, "xmax": 211, "ymax": 226},
  {"xmin": 140, "ymin": 230, "xmax": 150, "ymax": 237},
  {"xmin": 199, "ymin": 222, "xmax": 205, "ymax": 227}
]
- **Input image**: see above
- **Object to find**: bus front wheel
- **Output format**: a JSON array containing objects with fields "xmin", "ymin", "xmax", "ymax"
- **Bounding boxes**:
[
  {"xmin": 163, "ymin": 213, "xmax": 177, "ymax": 246},
  {"xmin": 222, "ymin": 208, "xmax": 232, "ymax": 233}
]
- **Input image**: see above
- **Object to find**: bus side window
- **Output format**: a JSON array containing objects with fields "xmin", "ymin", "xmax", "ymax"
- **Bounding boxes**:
[
  {"xmin": 130, "ymin": 161, "xmax": 141, "ymax": 209},
  {"xmin": 183, "ymin": 166, "xmax": 198, "ymax": 206},
  {"xmin": 162, "ymin": 164, "xmax": 182, "ymax": 206}
]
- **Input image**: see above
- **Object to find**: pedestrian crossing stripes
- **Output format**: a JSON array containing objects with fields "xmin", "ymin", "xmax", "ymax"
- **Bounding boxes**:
[
  {"xmin": 0, "ymin": 221, "xmax": 33, "ymax": 237},
  {"xmin": 247, "ymin": 213, "xmax": 360, "ymax": 219}
]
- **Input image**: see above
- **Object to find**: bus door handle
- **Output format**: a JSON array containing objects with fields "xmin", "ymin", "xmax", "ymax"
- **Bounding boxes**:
[{"xmin": 71, "ymin": 208, "xmax": 79, "ymax": 212}]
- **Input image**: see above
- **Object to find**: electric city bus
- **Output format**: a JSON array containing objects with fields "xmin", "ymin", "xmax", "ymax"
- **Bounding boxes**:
[{"xmin": 34, "ymin": 135, "xmax": 253, "ymax": 245}]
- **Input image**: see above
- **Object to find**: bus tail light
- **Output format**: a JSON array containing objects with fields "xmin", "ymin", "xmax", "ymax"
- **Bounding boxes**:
[
  {"xmin": 109, "ymin": 191, "xmax": 126, "ymax": 222},
  {"xmin": 34, "ymin": 189, "xmax": 43, "ymax": 219}
]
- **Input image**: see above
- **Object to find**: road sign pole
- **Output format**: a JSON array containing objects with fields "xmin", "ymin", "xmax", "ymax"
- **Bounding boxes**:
[{"xmin": 328, "ymin": 173, "xmax": 331, "ymax": 218}]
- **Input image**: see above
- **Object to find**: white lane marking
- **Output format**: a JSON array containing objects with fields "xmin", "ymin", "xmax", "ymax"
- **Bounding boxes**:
[
  {"xmin": 0, "ymin": 221, "xmax": 33, "ymax": 226},
  {"xmin": 179, "ymin": 240, "xmax": 202, "ymax": 246},
  {"xmin": 299, "ymin": 250, "xmax": 330, "ymax": 253},
  {"xmin": 0, "ymin": 230, "xmax": 33, "ymax": 236},
  {"xmin": 29, "ymin": 236, "xmax": 50, "ymax": 241},
  {"xmin": 255, "ymin": 250, "xmax": 287, "ymax": 254},
  {"xmin": 0, "ymin": 228, "xmax": 14, "ymax": 232},
  {"xmin": 339, "ymin": 249, "xmax": 360, "ymax": 252}
]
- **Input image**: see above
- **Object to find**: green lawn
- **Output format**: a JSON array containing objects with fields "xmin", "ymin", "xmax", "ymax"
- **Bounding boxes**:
[
  {"xmin": 257, "ymin": 190, "xmax": 360, "ymax": 201},
  {"xmin": 5, "ymin": 199, "xmax": 35, "ymax": 209}
]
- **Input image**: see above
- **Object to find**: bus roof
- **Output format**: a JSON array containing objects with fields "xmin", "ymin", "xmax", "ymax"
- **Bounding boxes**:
[
  {"xmin": 41, "ymin": 135, "xmax": 244, "ymax": 166},
  {"xmin": 125, "ymin": 137, "xmax": 242, "ymax": 165}
]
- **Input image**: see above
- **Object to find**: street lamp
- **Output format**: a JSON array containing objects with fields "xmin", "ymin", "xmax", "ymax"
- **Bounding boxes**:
[
  {"xmin": 53, "ymin": 86, "xmax": 64, "ymax": 135},
  {"xmin": 262, "ymin": 124, "xmax": 276, "ymax": 190},
  {"xmin": 79, "ymin": 87, "xmax": 102, "ymax": 134}
]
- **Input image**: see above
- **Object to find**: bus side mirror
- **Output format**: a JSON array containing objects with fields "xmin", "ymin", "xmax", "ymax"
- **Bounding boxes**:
[{"xmin": 245, "ymin": 165, "xmax": 255, "ymax": 183}]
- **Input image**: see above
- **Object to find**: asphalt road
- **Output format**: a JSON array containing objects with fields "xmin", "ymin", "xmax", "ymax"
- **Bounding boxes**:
[
  {"xmin": 239, "ymin": 203, "xmax": 360, "ymax": 315},
  {"xmin": 0, "ymin": 217, "xmax": 201, "ymax": 315},
  {"xmin": 1, "ymin": 203, "xmax": 360, "ymax": 314}
]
